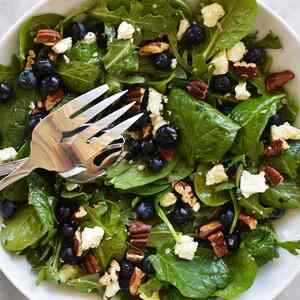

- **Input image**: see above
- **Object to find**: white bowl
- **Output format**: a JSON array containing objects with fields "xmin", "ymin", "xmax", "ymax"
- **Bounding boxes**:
[{"xmin": 1, "ymin": 1, "xmax": 300, "ymax": 300}]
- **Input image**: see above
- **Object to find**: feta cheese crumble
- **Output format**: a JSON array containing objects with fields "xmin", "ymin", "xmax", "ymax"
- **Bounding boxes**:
[
  {"xmin": 271, "ymin": 122, "xmax": 300, "ymax": 144},
  {"xmin": 160, "ymin": 192, "xmax": 177, "ymax": 207},
  {"xmin": 0, "ymin": 147, "xmax": 17, "ymax": 163},
  {"xmin": 117, "ymin": 21, "xmax": 135, "ymax": 40},
  {"xmin": 201, "ymin": 3, "xmax": 225, "ymax": 28},
  {"xmin": 235, "ymin": 82, "xmax": 251, "ymax": 101},
  {"xmin": 211, "ymin": 51, "xmax": 229, "ymax": 75},
  {"xmin": 84, "ymin": 32, "xmax": 97, "ymax": 44},
  {"xmin": 206, "ymin": 164, "xmax": 228, "ymax": 186},
  {"xmin": 174, "ymin": 234, "xmax": 198, "ymax": 260},
  {"xmin": 240, "ymin": 171, "xmax": 269, "ymax": 198},
  {"xmin": 177, "ymin": 19, "xmax": 190, "ymax": 41},
  {"xmin": 81, "ymin": 226, "xmax": 104, "ymax": 251},
  {"xmin": 74, "ymin": 206, "xmax": 88, "ymax": 219},
  {"xmin": 171, "ymin": 58, "xmax": 178, "ymax": 69},
  {"xmin": 227, "ymin": 42, "xmax": 247, "ymax": 63},
  {"xmin": 147, "ymin": 88, "xmax": 164, "ymax": 115},
  {"xmin": 52, "ymin": 37, "xmax": 72, "ymax": 54}
]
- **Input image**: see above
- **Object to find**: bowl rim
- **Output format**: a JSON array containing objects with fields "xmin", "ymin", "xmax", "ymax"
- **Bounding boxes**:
[{"xmin": 1, "ymin": 1, "xmax": 300, "ymax": 300}]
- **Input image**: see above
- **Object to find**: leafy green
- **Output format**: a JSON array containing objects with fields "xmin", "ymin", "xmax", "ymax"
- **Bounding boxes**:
[
  {"xmin": 215, "ymin": 248, "xmax": 257, "ymax": 299},
  {"xmin": 0, "ymin": 206, "xmax": 46, "ymax": 251},
  {"xmin": 68, "ymin": 41, "xmax": 104, "ymax": 63},
  {"xmin": 126, "ymin": 182, "xmax": 170, "ymax": 196},
  {"xmin": 230, "ymin": 94, "xmax": 284, "ymax": 159},
  {"xmin": 149, "ymin": 253, "xmax": 230, "ymax": 298},
  {"xmin": 66, "ymin": 274, "xmax": 104, "ymax": 294},
  {"xmin": 167, "ymin": 160, "xmax": 194, "ymax": 182},
  {"xmin": 139, "ymin": 278, "xmax": 162, "ymax": 297},
  {"xmin": 278, "ymin": 240, "xmax": 300, "ymax": 255},
  {"xmin": 244, "ymin": 31, "xmax": 282, "ymax": 49},
  {"xmin": 167, "ymin": 88, "xmax": 240, "ymax": 164},
  {"xmin": 0, "ymin": 64, "xmax": 15, "ymax": 82},
  {"xmin": 147, "ymin": 223, "xmax": 173, "ymax": 249}
]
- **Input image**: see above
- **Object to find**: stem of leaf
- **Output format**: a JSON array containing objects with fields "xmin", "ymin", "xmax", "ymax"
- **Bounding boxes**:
[
  {"xmin": 229, "ymin": 190, "xmax": 240, "ymax": 234},
  {"xmin": 203, "ymin": 29, "xmax": 220, "ymax": 60},
  {"xmin": 172, "ymin": 0, "xmax": 193, "ymax": 16}
]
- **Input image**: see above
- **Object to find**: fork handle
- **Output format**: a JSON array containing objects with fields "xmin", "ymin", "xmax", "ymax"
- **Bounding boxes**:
[{"xmin": 0, "ymin": 159, "xmax": 35, "ymax": 192}]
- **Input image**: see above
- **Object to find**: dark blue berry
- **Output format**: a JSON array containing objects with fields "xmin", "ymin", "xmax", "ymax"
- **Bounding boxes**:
[
  {"xmin": 154, "ymin": 125, "xmax": 179, "ymax": 150},
  {"xmin": 55, "ymin": 204, "xmax": 77, "ymax": 223},
  {"xmin": 210, "ymin": 75, "xmax": 233, "ymax": 94},
  {"xmin": 269, "ymin": 208, "xmax": 286, "ymax": 220},
  {"xmin": 220, "ymin": 210, "xmax": 234, "ymax": 229},
  {"xmin": 18, "ymin": 70, "xmax": 37, "ymax": 90},
  {"xmin": 136, "ymin": 200, "xmax": 155, "ymax": 220},
  {"xmin": 217, "ymin": 102, "xmax": 236, "ymax": 115},
  {"xmin": 129, "ymin": 111, "xmax": 151, "ymax": 131},
  {"xmin": 120, "ymin": 260, "xmax": 135, "ymax": 278},
  {"xmin": 266, "ymin": 114, "xmax": 284, "ymax": 129},
  {"xmin": 183, "ymin": 24, "xmax": 206, "ymax": 46},
  {"xmin": 152, "ymin": 52, "xmax": 172, "ymax": 71},
  {"xmin": 71, "ymin": 21, "xmax": 87, "ymax": 41},
  {"xmin": 244, "ymin": 48, "xmax": 266, "ymax": 65},
  {"xmin": 0, "ymin": 83, "xmax": 12, "ymax": 102},
  {"xmin": 60, "ymin": 221, "xmax": 77, "ymax": 239},
  {"xmin": 27, "ymin": 113, "xmax": 45, "ymax": 134},
  {"xmin": 226, "ymin": 233, "xmax": 240, "ymax": 250},
  {"xmin": 125, "ymin": 137, "xmax": 141, "ymax": 160},
  {"xmin": 96, "ymin": 32, "xmax": 107, "ymax": 48},
  {"xmin": 139, "ymin": 257, "xmax": 155, "ymax": 275},
  {"xmin": 119, "ymin": 277, "xmax": 130, "ymax": 292},
  {"xmin": 172, "ymin": 205, "xmax": 191, "ymax": 226},
  {"xmin": 40, "ymin": 75, "xmax": 62, "ymax": 97},
  {"xmin": 141, "ymin": 139, "xmax": 158, "ymax": 157},
  {"xmin": 60, "ymin": 245, "xmax": 80, "ymax": 265},
  {"xmin": 147, "ymin": 157, "xmax": 166, "ymax": 172},
  {"xmin": 1, "ymin": 200, "xmax": 17, "ymax": 220},
  {"xmin": 33, "ymin": 59, "xmax": 55, "ymax": 78}
]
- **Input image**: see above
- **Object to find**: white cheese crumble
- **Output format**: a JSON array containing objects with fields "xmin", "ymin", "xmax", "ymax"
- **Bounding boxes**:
[
  {"xmin": 81, "ymin": 226, "xmax": 104, "ymax": 251},
  {"xmin": 240, "ymin": 171, "xmax": 269, "ymax": 198},
  {"xmin": 160, "ymin": 192, "xmax": 177, "ymax": 207},
  {"xmin": 211, "ymin": 51, "xmax": 229, "ymax": 75},
  {"xmin": 177, "ymin": 19, "xmax": 190, "ymax": 41},
  {"xmin": 150, "ymin": 114, "xmax": 168, "ymax": 135},
  {"xmin": 140, "ymin": 291, "xmax": 160, "ymax": 300},
  {"xmin": 84, "ymin": 32, "xmax": 97, "ymax": 44},
  {"xmin": 117, "ymin": 21, "xmax": 135, "ymax": 40},
  {"xmin": 147, "ymin": 88, "xmax": 164, "ymax": 115},
  {"xmin": 0, "ymin": 147, "xmax": 17, "ymax": 163},
  {"xmin": 235, "ymin": 82, "xmax": 251, "ymax": 101},
  {"xmin": 233, "ymin": 61, "xmax": 257, "ymax": 69},
  {"xmin": 137, "ymin": 165, "xmax": 146, "ymax": 172},
  {"xmin": 74, "ymin": 206, "xmax": 88, "ymax": 219},
  {"xmin": 52, "ymin": 37, "xmax": 72, "ymax": 54},
  {"xmin": 192, "ymin": 202, "xmax": 201, "ymax": 212},
  {"xmin": 201, "ymin": 3, "xmax": 225, "ymax": 28},
  {"xmin": 206, "ymin": 164, "xmax": 228, "ymax": 186},
  {"xmin": 227, "ymin": 42, "xmax": 247, "ymax": 63},
  {"xmin": 271, "ymin": 122, "xmax": 300, "ymax": 144},
  {"xmin": 174, "ymin": 234, "xmax": 198, "ymax": 260},
  {"xmin": 171, "ymin": 58, "xmax": 178, "ymax": 69}
]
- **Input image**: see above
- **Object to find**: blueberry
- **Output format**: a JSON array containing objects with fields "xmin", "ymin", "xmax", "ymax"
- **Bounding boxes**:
[
  {"xmin": 125, "ymin": 137, "xmax": 141, "ymax": 160},
  {"xmin": 172, "ymin": 205, "xmax": 191, "ymax": 226},
  {"xmin": 183, "ymin": 24, "xmax": 206, "ymax": 46},
  {"xmin": 18, "ymin": 70, "xmax": 37, "ymax": 90},
  {"xmin": 217, "ymin": 102, "xmax": 236, "ymax": 115},
  {"xmin": 147, "ymin": 157, "xmax": 166, "ymax": 172},
  {"xmin": 55, "ymin": 204, "xmax": 77, "ymax": 223},
  {"xmin": 120, "ymin": 260, "xmax": 135, "ymax": 278},
  {"xmin": 136, "ymin": 200, "xmax": 155, "ymax": 220},
  {"xmin": 269, "ymin": 208, "xmax": 286, "ymax": 220},
  {"xmin": 33, "ymin": 59, "xmax": 55, "ymax": 78},
  {"xmin": 244, "ymin": 48, "xmax": 266, "ymax": 65},
  {"xmin": 71, "ymin": 21, "xmax": 87, "ymax": 41},
  {"xmin": 60, "ymin": 245, "xmax": 80, "ymax": 265},
  {"xmin": 139, "ymin": 257, "xmax": 155, "ymax": 275},
  {"xmin": 266, "ymin": 114, "xmax": 284, "ymax": 129},
  {"xmin": 154, "ymin": 125, "xmax": 179, "ymax": 150},
  {"xmin": 119, "ymin": 276, "xmax": 130, "ymax": 292},
  {"xmin": 220, "ymin": 210, "xmax": 234, "ymax": 229},
  {"xmin": 129, "ymin": 111, "xmax": 151, "ymax": 131},
  {"xmin": 26, "ymin": 113, "xmax": 45, "ymax": 134},
  {"xmin": 141, "ymin": 139, "xmax": 158, "ymax": 157},
  {"xmin": 152, "ymin": 52, "xmax": 172, "ymax": 71},
  {"xmin": 0, "ymin": 200, "xmax": 17, "ymax": 220},
  {"xmin": 96, "ymin": 32, "xmax": 107, "ymax": 48},
  {"xmin": 226, "ymin": 233, "xmax": 240, "ymax": 250},
  {"xmin": 40, "ymin": 75, "xmax": 62, "ymax": 97},
  {"xmin": 60, "ymin": 221, "xmax": 77, "ymax": 239},
  {"xmin": 0, "ymin": 83, "xmax": 12, "ymax": 102},
  {"xmin": 210, "ymin": 75, "xmax": 233, "ymax": 94}
]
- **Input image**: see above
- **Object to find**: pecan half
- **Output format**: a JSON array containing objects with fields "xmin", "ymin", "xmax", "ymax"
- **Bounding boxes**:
[
  {"xmin": 238, "ymin": 213, "xmax": 257, "ymax": 230},
  {"xmin": 34, "ymin": 29, "xmax": 62, "ymax": 46},
  {"xmin": 142, "ymin": 123, "xmax": 153, "ymax": 139},
  {"xmin": 266, "ymin": 70, "xmax": 295, "ymax": 92},
  {"xmin": 186, "ymin": 80, "xmax": 208, "ymax": 100},
  {"xmin": 83, "ymin": 254, "xmax": 101, "ymax": 274},
  {"xmin": 25, "ymin": 50, "xmax": 36, "ymax": 69},
  {"xmin": 129, "ymin": 267, "xmax": 146, "ymax": 296},
  {"xmin": 172, "ymin": 181, "xmax": 199, "ymax": 210},
  {"xmin": 197, "ymin": 220, "xmax": 224, "ymax": 239},
  {"xmin": 129, "ymin": 221, "xmax": 151, "ymax": 248},
  {"xmin": 261, "ymin": 165, "xmax": 284, "ymax": 185},
  {"xmin": 208, "ymin": 231, "xmax": 228, "ymax": 257},
  {"xmin": 232, "ymin": 61, "xmax": 259, "ymax": 78},
  {"xmin": 264, "ymin": 139, "xmax": 285, "ymax": 157},
  {"xmin": 45, "ymin": 90, "xmax": 65, "ymax": 111},
  {"xmin": 139, "ymin": 42, "xmax": 169, "ymax": 56},
  {"xmin": 126, "ymin": 248, "xmax": 144, "ymax": 263}
]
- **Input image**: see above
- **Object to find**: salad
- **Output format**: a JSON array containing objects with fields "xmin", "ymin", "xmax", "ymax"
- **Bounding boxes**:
[{"xmin": 1, "ymin": 0, "xmax": 300, "ymax": 299}]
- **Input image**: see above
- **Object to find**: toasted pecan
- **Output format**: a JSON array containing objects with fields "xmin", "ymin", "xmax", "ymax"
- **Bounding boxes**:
[
  {"xmin": 197, "ymin": 220, "xmax": 224, "ymax": 239},
  {"xmin": 208, "ymin": 231, "xmax": 229, "ymax": 257},
  {"xmin": 239, "ymin": 213, "xmax": 257, "ymax": 230},
  {"xmin": 139, "ymin": 42, "xmax": 169, "ymax": 56},
  {"xmin": 129, "ymin": 221, "xmax": 151, "ymax": 248},
  {"xmin": 129, "ymin": 267, "xmax": 146, "ymax": 296},
  {"xmin": 34, "ymin": 29, "xmax": 62, "ymax": 46},
  {"xmin": 83, "ymin": 254, "xmax": 101, "ymax": 274},
  {"xmin": 186, "ymin": 80, "xmax": 209, "ymax": 100},
  {"xmin": 261, "ymin": 165, "xmax": 284, "ymax": 185},
  {"xmin": 266, "ymin": 70, "xmax": 295, "ymax": 92},
  {"xmin": 264, "ymin": 139, "xmax": 285, "ymax": 157},
  {"xmin": 232, "ymin": 61, "xmax": 259, "ymax": 78}
]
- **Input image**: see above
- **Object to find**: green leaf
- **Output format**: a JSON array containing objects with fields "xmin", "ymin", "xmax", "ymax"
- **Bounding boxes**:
[
  {"xmin": 139, "ymin": 278, "xmax": 162, "ymax": 297},
  {"xmin": 0, "ymin": 206, "xmax": 46, "ymax": 251},
  {"xmin": 167, "ymin": 88, "xmax": 240, "ymax": 164},
  {"xmin": 147, "ymin": 223, "xmax": 173, "ymax": 249},
  {"xmin": 167, "ymin": 160, "xmax": 195, "ymax": 182},
  {"xmin": 230, "ymin": 94, "xmax": 284, "ymax": 159},
  {"xmin": 278, "ymin": 240, "xmax": 300, "ymax": 255},
  {"xmin": 194, "ymin": 164, "xmax": 230, "ymax": 207},
  {"xmin": 68, "ymin": 41, "xmax": 104, "ymax": 63},
  {"xmin": 149, "ymin": 253, "xmax": 230, "ymax": 298},
  {"xmin": 215, "ymin": 248, "xmax": 257, "ymax": 299},
  {"xmin": 0, "ymin": 64, "xmax": 14, "ymax": 82},
  {"xmin": 244, "ymin": 31, "xmax": 282, "ymax": 49},
  {"xmin": 126, "ymin": 183, "xmax": 170, "ymax": 196},
  {"xmin": 65, "ymin": 274, "xmax": 104, "ymax": 294},
  {"xmin": 58, "ymin": 61, "xmax": 103, "ymax": 94}
]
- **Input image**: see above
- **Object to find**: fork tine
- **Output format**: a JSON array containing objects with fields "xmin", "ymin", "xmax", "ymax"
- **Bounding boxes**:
[
  {"xmin": 75, "ymin": 102, "xmax": 135, "ymax": 141},
  {"xmin": 72, "ymin": 90, "xmax": 128, "ymax": 125},
  {"xmin": 88, "ymin": 113, "xmax": 144, "ymax": 152}
]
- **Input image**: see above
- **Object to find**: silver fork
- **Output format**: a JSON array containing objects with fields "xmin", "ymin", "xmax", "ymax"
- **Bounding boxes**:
[{"xmin": 0, "ymin": 84, "xmax": 142, "ymax": 188}]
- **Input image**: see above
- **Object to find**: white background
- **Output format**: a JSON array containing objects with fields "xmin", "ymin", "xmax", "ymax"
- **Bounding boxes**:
[{"xmin": 0, "ymin": 0, "xmax": 299, "ymax": 299}]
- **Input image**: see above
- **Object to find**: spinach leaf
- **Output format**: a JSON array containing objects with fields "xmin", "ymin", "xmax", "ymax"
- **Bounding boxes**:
[
  {"xmin": 19, "ymin": 14, "xmax": 63, "ymax": 64},
  {"xmin": 282, "ymin": 94, "xmax": 299, "ymax": 122},
  {"xmin": 167, "ymin": 88, "xmax": 240, "ymax": 164},
  {"xmin": 139, "ymin": 278, "xmax": 162, "ymax": 297},
  {"xmin": 244, "ymin": 31, "xmax": 282, "ymax": 49},
  {"xmin": 167, "ymin": 160, "xmax": 194, "ymax": 182},
  {"xmin": 0, "ymin": 64, "xmax": 15, "ymax": 81},
  {"xmin": 149, "ymin": 253, "xmax": 230, "ymax": 298},
  {"xmin": 58, "ymin": 61, "xmax": 103, "ymax": 94},
  {"xmin": 102, "ymin": 40, "xmax": 139, "ymax": 75},
  {"xmin": 0, "ymin": 206, "xmax": 46, "ymax": 251},
  {"xmin": 66, "ymin": 274, "xmax": 104, "ymax": 294},
  {"xmin": 68, "ymin": 41, "xmax": 104, "ymax": 63},
  {"xmin": 239, "ymin": 195, "xmax": 273, "ymax": 219},
  {"xmin": 126, "ymin": 183, "xmax": 170, "ymax": 196},
  {"xmin": 278, "ymin": 240, "xmax": 300, "ymax": 255},
  {"xmin": 147, "ymin": 223, "xmax": 173, "ymax": 249},
  {"xmin": 215, "ymin": 248, "xmax": 257, "ymax": 299},
  {"xmin": 194, "ymin": 165, "xmax": 230, "ymax": 207},
  {"xmin": 106, "ymin": 159, "xmax": 131, "ymax": 179},
  {"xmin": 230, "ymin": 94, "xmax": 284, "ymax": 160},
  {"xmin": 261, "ymin": 180, "xmax": 300, "ymax": 209}
]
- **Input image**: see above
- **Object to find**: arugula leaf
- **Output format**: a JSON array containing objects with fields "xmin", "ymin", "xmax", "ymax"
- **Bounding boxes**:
[
  {"xmin": 244, "ymin": 31, "xmax": 282, "ymax": 49},
  {"xmin": 149, "ymin": 253, "xmax": 230, "ymax": 298},
  {"xmin": 230, "ymin": 94, "xmax": 284, "ymax": 160},
  {"xmin": 215, "ymin": 248, "xmax": 257, "ymax": 299},
  {"xmin": 66, "ymin": 274, "xmax": 104, "ymax": 294},
  {"xmin": 167, "ymin": 88, "xmax": 240, "ymax": 164},
  {"xmin": 0, "ymin": 206, "xmax": 46, "ymax": 251}
]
